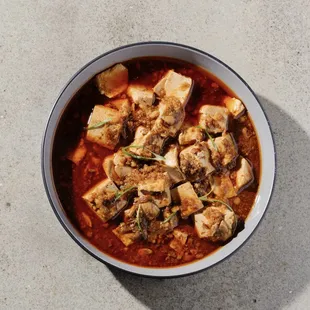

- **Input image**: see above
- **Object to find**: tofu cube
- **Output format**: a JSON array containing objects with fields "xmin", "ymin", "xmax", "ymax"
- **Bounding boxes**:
[
  {"xmin": 153, "ymin": 70, "xmax": 193, "ymax": 106},
  {"xmin": 113, "ymin": 150, "xmax": 133, "ymax": 179},
  {"xmin": 85, "ymin": 105, "xmax": 122, "ymax": 150},
  {"xmin": 82, "ymin": 179, "xmax": 126, "ymax": 223},
  {"xmin": 178, "ymin": 126, "xmax": 204, "ymax": 145},
  {"xmin": 175, "ymin": 182, "xmax": 204, "ymax": 218},
  {"xmin": 163, "ymin": 144, "xmax": 185, "ymax": 184},
  {"xmin": 223, "ymin": 96, "xmax": 245, "ymax": 119},
  {"xmin": 138, "ymin": 177, "xmax": 171, "ymax": 208},
  {"xmin": 110, "ymin": 98, "xmax": 131, "ymax": 119},
  {"xmin": 199, "ymin": 105, "xmax": 229, "ymax": 133},
  {"xmin": 67, "ymin": 139, "xmax": 87, "ymax": 165},
  {"xmin": 153, "ymin": 96, "xmax": 185, "ymax": 138},
  {"xmin": 211, "ymin": 174, "xmax": 237, "ymax": 198},
  {"xmin": 194, "ymin": 205, "xmax": 236, "ymax": 242},
  {"xmin": 95, "ymin": 64, "xmax": 128, "ymax": 98},
  {"xmin": 127, "ymin": 85, "xmax": 155, "ymax": 111},
  {"xmin": 235, "ymin": 157, "xmax": 254, "ymax": 192},
  {"xmin": 113, "ymin": 222, "xmax": 140, "ymax": 246},
  {"xmin": 179, "ymin": 142, "xmax": 215, "ymax": 182},
  {"xmin": 129, "ymin": 128, "xmax": 164, "ymax": 158},
  {"xmin": 208, "ymin": 133, "xmax": 238, "ymax": 167}
]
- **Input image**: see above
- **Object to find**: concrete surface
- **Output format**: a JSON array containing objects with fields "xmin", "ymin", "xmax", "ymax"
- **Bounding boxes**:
[{"xmin": 1, "ymin": 0, "xmax": 310, "ymax": 309}]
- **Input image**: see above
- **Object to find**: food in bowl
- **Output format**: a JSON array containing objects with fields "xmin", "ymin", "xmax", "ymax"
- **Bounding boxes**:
[{"xmin": 53, "ymin": 57, "xmax": 260, "ymax": 267}]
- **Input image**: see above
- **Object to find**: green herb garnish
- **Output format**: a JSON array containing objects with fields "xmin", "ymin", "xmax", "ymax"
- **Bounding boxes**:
[
  {"xmin": 136, "ymin": 205, "xmax": 142, "ymax": 232},
  {"xmin": 162, "ymin": 211, "xmax": 177, "ymax": 224},
  {"xmin": 114, "ymin": 186, "xmax": 137, "ymax": 201},
  {"xmin": 200, "ymin": 198, "xmax": 233, "ymax": 211},
  {"xmin": 196, "ymin": 125, "xmax": 218, "ymax": 151},
  {"xmin": 122, "ymin": 145, "xmax": 165, "ymax": 162},
  {"xmin": 84, "ymin": 118, "xmax": 112, "ymax": 130},
  {"xmin": 198, "ymin": 187, "xmax": 213, "ymax": 201}
]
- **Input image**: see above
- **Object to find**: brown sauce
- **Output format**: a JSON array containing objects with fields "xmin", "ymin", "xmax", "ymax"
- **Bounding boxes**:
[{"xmin": 52, "ymin": 57, "xmax": 261, "ymax": 267}]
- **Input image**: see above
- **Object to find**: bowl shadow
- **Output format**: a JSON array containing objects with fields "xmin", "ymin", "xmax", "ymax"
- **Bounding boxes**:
[{"xmin": 108, "ymin": 95, "xmax": 310, "ymax": 310}]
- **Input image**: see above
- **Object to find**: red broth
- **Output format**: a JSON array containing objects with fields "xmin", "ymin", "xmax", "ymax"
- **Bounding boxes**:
[{"xmin": 53, "ymin": 57, "xmax": 260, "ymax": 267}]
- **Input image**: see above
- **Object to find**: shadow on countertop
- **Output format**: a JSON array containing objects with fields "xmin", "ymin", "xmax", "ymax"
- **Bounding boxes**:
[{"xmin": 109, "ymin": 95, "xmax": 310, "ymax": 310}]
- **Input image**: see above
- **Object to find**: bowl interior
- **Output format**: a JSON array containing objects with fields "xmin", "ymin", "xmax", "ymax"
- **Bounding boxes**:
[{"xmin": 42, "ymin": 42, "xmax": 275, "ymax": 277}]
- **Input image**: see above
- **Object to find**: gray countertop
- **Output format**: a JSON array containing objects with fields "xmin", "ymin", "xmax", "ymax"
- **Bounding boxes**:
[{"xmin": 1, "ymin": 1, "xmax": 310, "ymax": 309}]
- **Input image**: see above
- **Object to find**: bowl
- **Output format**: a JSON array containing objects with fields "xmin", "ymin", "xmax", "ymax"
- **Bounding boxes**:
[{"xmin": 42, "ymin": 42, "xmax": 275, "ymax": 278}]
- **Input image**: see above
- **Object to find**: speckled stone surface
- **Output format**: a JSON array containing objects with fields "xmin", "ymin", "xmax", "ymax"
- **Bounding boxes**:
[{"xmin": 1, "ymin": 1, "xmax": 310, "ymax": 309}]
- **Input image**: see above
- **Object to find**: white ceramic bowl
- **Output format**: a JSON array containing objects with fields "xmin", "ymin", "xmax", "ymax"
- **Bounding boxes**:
[{"xmin": 42, "ymin": 42, "xmax": 275, "ymax": 278}]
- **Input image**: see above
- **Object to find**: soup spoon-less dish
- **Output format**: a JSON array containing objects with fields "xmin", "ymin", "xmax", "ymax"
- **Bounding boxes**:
[{"xmin": 42, "ymin": 42, "xmax": 275, "ymax": 278}]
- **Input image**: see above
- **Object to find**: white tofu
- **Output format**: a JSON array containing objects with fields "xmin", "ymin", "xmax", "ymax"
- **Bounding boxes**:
[
  {"xmin": 67, "ymin": 139, "xmax": 87, "ymax": 165},
  {"xmin": 129, "ymin": 129, "xmax": 164, "ymax": 157},
  {"xmin": 173, "ymin": 229, "xmax": 188, "ymax": 245},
  {"xmin": 175, "ymin": 182, "xmax": 204, "ymax": 218},
  {"xmin": 208, "ymin": 133, "xmax": 238, "ymax": 167},
  {"xmin": 178, "ymin": 126, "xmax": 204, "ymax": 145},
  {"xmin": 179, "ymin": 142, "xmax": 215, "ymax": 182},
  {"xmin": 223, "ymin": 96, "xmax": 245, "ymax": 119},
  {"xmin": 138, "ymin": 177, "xmax": 171, "ymax": 208},
  {"xmin": 95, "ymin": 64, "xmax": 128, "ymax": 98},
  {"xmin": 85, "ymin": 105, "xmax": 122, "ymax": 150},
  {"xmin": 82, "ymin": 179, "xmax": 126, "ymax": 223},
  {"xmin": 113, "ymin": 223, "xmax": 140, "ymax": 246},
  {"xmin": 127, "ymin": 85, "xmax": 155, "ymax": 111},
  {"xmin": 164, "ymin": 144, "xmax": 185, "ymax": 184},
  {"xmin": 153, "ymin": 96, "xmax": 185, "ymax": 138},
  {"xmin": 211, "ymin": 174, "xmax": 237, "ymax": 198},
  {"xmin": 153, "ymin": 70, "xmax": 193, "ymax": 106},
  {"xmin": 199, "ymin": 105, "xmax": 229, "ymax": 133},
  {"xmin": 235, "ymin": 157, "xmax": 254, "ymax": 192},
  {"xmin": 102, "ymin": 155, "xmax": 120, "ymax": 182},
  {"xmin": 110, "ymin": 98, "xmax": 131, "ymax": 119},
  {"xmin": 194, "ymin": 205, "xmax": 236, "ymax": 242},
  {"xmin": 113, "ymin": 150, "xmax": 133, "ymax": 179}
]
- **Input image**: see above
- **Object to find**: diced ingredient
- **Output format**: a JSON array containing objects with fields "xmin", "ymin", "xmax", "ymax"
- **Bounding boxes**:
[
  {"xmin": 208, "ymin": 133, "xmax": 238, "ymax": 167},
  {"xmin": 95, "ymin": 64, "xmax": 128, "ymax": 98},
  {"xmin": 179, "ymin": 142, "xmax": 215, "ymax": 182},
  {"xmin": 81, "ymin": 212, "xmax": 92, "ymax": 227},
  {"xmin": 223, "ymin": 96, "xmax": 245, "ymax": 119},
  {"xmin": 178, "ymin": 126, "xmax": 204, "ymax": 145},
  {"xmin": 235, "ymin": 157, "xmax": 254, "ymax": 192},
  {"xmin": 113, "ymin": 150, "xmax": 134, "ymax": 179},
  {"xmin": 211, "ymin": 174, "xmax": 237, "ymax": 198},
  {"xmin": 85, "ymin": 105, "xmax": 122, "ymax": 150},
  {"xmin": 138, "ymin": 176, "xmax": 171, "ymax": 208},
  {"xmin": 153, "ymin": 70, "xmax": 193, "ymax": 106},
  {"xmin": 153, "ymin": 96, "xmax": 185, "ymax": 138},
  {"xmin": 113, "ymin": 222, "xmax": 140, "ymax": 246},
  {"xmin": 82, "ymin": 179, "xmax": 127, "ymax": 223},
  {"xmin": 194, "ymin": 204, "xmax": 237, "ymax": 242},
  {"xmin": 138, "ymin": 248, "xmax": 153, "ymax": 256},
  {"xmin": 127, "ymin": 85, "xmax": 155, "ymax": 111},
  {"xmin": 174, "ymin": 182, "xmax": 204, "ymax": 218},
  {"xmin": 110, "ymin": 98, "xmax": 131, "ymax": 120},
  {"xmin": 67, "ymin": 139, "xmax": 87, "ymax": 165},
  {"xmin": 163, "ymin": 144, "xmax": 185, "ymax": 184},
  {"xmin": 140, "ymin": 201, "xmax": 160, "ymax": 220},
  {"xmin": 128, "ymin": 129, "xmax": 164, "ymax": 158},
  {"xmin": 173, "ymin": 229, "xmax": 188, "ymax": 245},
  {"xmin": 199, "ymin": 105, "xmax": 229, "ymax": 133},
  {"xmin": 102, "ymin": 155, "xmax": 120, "ymax": 183}
]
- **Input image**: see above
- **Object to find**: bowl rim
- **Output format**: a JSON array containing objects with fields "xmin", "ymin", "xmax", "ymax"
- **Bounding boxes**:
[{"xmin": 41, "ymin": 41, "xmax": 276, "ymax": 278}]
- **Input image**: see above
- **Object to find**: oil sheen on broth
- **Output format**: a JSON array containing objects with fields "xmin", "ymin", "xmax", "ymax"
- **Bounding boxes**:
[{"xmin": 53, "ymin": 57, "xmax": 260, "ymax": 267}]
